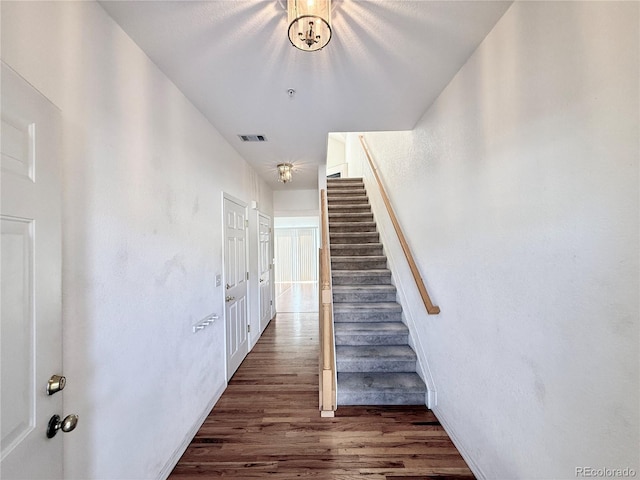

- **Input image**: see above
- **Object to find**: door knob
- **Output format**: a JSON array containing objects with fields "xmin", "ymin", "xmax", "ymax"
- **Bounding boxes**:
[
  {"xmin": 47, "ymin": 414, "xmax": 78, "ymax": 438},
  {"xmin": 259, "ymin": 278, "xmax": 264, "ymax": 283},
  {"xmin": 46, "ymin": 375, "xmax": 66, "ymax": 395},
  {"xmin": 225, "ymin": 295, "xmax": 235, "ymax": 302}
]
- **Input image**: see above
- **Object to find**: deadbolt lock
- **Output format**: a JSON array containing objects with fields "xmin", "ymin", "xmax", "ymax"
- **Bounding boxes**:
[
  {"xmin": 47, "ymin": 414, "xmax": 78, "ymax": 438},
  {"xmin": 46, "ymin": 375, "xmax": 66, "ymax": 395}
]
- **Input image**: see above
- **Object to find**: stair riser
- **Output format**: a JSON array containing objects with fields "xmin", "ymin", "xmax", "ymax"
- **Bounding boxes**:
[
  {"xmin": 327, "ymin": 180, "xmax": 364, "ymax": 185},
  {"xmin": 327, "ymin": 182, "xmax": 364, "ymax": 192},
  {"xmin": 328, "ymin": 197, "xmax": 369, "ymax": 205},
  {"xmin": 331, "ymin": 246, "xmax": 384, "ymax": 256},
  {"xmin": 335, "ymin": 333, "xmax": 409, "ymax": 346},
  {"xmin": 337, "ymin": 360, "xmax": 417, "ymax": 373},
  {"xmin": 332, "ymin": 260, "xmax": 387, "ymax": 270},
  {"xmin": 328, "ymin": 214, "xmax": 374, "ymax": 223},
  {"xmin": 334, "ymin": 311, "xmax": 402, "ymax": 323},
  {"xmin": 326, "ymin": 189, "xmax": 366, "ymax": 196},
  {"xmin": 330, "ymin": 234, "xmax": 379, "ymax": 244},
  {"xmin": 337, "ymin": 392, "xmax": 425, "ymax": 406},
  {"xmin": 327, "ymin": 185, "xmax": 367, "ymax": 194},
  {"xmin": 332, "ymin": 274, "xmax": 392, "ymax": 285},
  {"xmin": 328, "ymin": 206, "xmax": 371, "ymax": 214},
  {"xmin": 329, "ymin": 225, "xmax": 377, "ymax": 234},
  {"xmin": 333, "ymin": 291, "xmax": 396, "ymax": 303}
]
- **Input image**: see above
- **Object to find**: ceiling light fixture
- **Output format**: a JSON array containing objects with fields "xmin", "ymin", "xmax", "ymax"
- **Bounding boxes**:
[
  {"xmin": 277, "ymin": 163, "xmax": 294, "ymax": 183},
  {"xmin": 287, "ymin": 0, "xmax": 332, "ymax": 52}
]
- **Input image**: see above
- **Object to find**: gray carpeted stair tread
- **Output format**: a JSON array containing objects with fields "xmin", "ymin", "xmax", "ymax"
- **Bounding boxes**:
[
  {"xmin": 333, "ymin": 285, "xmax": 396, "ymax": 293},
  {"xmin": 329, "ymin": 222, "xmax": 377, "ymax": 233},
  {"xmin": 330, "ymin": 244, "xmax": 384, "ymax": 256},
  {"xmin": 335, "ymin": 322, "xmax": 409, "ymax": 346},
  {"xmin": 328, "ymin": 212, "xmax": 374, "ymax": 222},
  {"xmin": 328, "ymin": 196, "xmax": 369, "ymax": 204},
  {"xmin": 333, "ymin": 285, "xmax": 397, "ymax": 303},
  {"xmin": 331, "ymin": 258, "xmax": 387, "ymax": 270},
  {"xmin": 338, "ymin": 372, "xmax": 425, "ymax": 392},
  {"xmin": 331, "ymin": 243, "xmax": 383, "ymax": 250},
  {"xmin": 337, "ymin": 345, "xmax": 417, "ymax": 360},
  {"xmin": 333, "ymin": 302, "xmax": 402, "ymax": 312},
  {"xmin": 336, "ymin": 372, "xmax": 426, "ymax": 405},
  {"xmin": 336, "ymin": 345, "xmax": 417, "ymax": 373},
  {"xmin": 332, "ymin": 269, "xmax": 392, "ymax": 285},
  {"xmin": 331, "ymin": 255, "xmax": 386, "ymax": 262},
  {"xmin": 335, "ymin": 322, "xmax": 408, "ymax": 336},
  {"xmin": 330, "ymin": 232, "xmax": 380, "ymax": 244}
]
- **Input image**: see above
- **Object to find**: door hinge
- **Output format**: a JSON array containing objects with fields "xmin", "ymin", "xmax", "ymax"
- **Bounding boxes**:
[
  {"xmin": 270, "ymin": 300, "xmax": 273, "ymax": 306},
  {"xmin": 246, "ymin": 271, "xmax": 249, "ymax": 280},
  {"xmin": 245, "ymin": 219, "xmax": 249, "ymax": 228},
  {"xmin": 247, "ymin": 324, "xmax": 251, "ymax": 333}
]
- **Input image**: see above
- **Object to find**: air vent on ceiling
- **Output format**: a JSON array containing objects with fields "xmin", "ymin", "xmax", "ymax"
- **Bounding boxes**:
[{"xmin": 238, "ymin": 134, "xmax": 267, "ymax": 142}]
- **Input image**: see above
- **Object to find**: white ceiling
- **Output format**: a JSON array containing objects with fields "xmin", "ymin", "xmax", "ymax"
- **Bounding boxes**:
[{"xmin": 99, "ymin": 0, "xmax": 511, "ymax": 190}]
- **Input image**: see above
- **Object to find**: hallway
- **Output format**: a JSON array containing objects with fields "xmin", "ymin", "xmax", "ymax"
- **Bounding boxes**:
[{"xmin": 169, "ymin": 298, "xmax": 474, "ymax": 478}]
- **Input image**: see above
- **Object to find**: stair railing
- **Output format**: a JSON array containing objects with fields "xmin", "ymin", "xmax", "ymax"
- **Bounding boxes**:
[
  {"xmin": 319, "ymin": 188, "xmax": 337, "ymax": 416},
  {"xmin": 359, "ymin": 135, "xmax": 441, "ymax": 315}
]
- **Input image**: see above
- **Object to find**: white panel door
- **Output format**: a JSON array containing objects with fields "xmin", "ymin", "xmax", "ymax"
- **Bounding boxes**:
[
  {"xmin": 1, "ymin": 63, "xmax": 68, "ymax": 479},
  {"xmin": 223, "ymin": 196, "xmax": 248, "ymax": 380},
  {"xmin": 258, "ymin": 213, "xmax": 272, "ymax": 332}
]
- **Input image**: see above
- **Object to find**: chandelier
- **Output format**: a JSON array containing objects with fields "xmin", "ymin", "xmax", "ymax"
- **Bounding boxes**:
[
  {"xmin": 277, "ymin": 163, "xmax": 294, "ymax": 183},
  {"xmin": 287, "ymin": 0, "xmax": 332, "ymax": 52}
]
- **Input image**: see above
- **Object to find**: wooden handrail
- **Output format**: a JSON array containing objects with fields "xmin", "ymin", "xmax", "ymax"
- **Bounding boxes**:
[
  {"xmin": 359, "ymin": 135, "xmax": 441, "ymax": 315},
  {"xmin": 318, "ymin": 189, "xmax": 336, "ymax": 416}
]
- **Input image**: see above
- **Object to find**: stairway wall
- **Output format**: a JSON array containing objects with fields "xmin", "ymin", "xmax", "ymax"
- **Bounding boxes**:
[
  {"xmin": 344, "ymin": 3, "xmax": 639, "ymax": 479},
  {"xmin": 355, "ymin": 168, "xmax": 438, "ymax": 407}
]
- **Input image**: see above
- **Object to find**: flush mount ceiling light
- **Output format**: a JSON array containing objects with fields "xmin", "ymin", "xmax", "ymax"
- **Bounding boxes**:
[
  {"xmin": 287, "ymin": 0, "xmax": 332, "ymax": 52},
  {"xmin": 277, "ymin": 163, "xmax": 294, "ymax": 183}
]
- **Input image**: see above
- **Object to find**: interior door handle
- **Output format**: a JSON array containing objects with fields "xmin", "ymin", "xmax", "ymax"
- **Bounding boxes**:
[
  {"xmin": 225, "ymin": 295, "xmax": 235, "ymax": 302},
  {"xmin": 47, "ymin": 414, "xmax": 78, "ymax": 438}
]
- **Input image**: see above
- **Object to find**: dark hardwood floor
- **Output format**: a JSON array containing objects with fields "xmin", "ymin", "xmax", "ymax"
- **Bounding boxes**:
[
  {"xmin": 169, "ymin": 312, "xmax": 474, "ymax": 479},
  {"xmin": 170, "ymin": 313, "xmax": 473, "ymax": 480}
]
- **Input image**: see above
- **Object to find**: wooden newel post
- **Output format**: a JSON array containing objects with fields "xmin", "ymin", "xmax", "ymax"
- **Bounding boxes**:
[{"xmin": 319, "ymin": 189, "xmax": 336, "ymax": 417}]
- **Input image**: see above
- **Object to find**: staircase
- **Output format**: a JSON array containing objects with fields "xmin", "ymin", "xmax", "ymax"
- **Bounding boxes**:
[{"xmin": 327, "ymin": 177, "xmax": 426, "ymax": 405}]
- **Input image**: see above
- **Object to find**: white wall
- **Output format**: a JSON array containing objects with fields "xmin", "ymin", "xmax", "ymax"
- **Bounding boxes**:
[
  {"xmin": 347, "ymin": 2, "xmax": 638, "ymax": 478},
  {"xmin": 327, "ymin": 133, "xmax": 348, "ymax": 178},
  {"xmin": 1, "ymin": 2, "xmax": 272, "ymax": 479},
  {"xmin": 273, "ymin": 188, "xmax": 319, "ymax": 217}
]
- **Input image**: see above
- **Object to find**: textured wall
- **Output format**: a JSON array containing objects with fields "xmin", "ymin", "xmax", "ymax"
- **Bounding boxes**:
[
  {"xmin": 1, "ymin": 2, "xmax": 272, "ymax": 478},
  {"xmin": 347, "ymin": 2, "xmax": 639, "ymax": 478},
  {"xmin": 273, "ymin": 189, "xmax": 319, "ymax": 217}
]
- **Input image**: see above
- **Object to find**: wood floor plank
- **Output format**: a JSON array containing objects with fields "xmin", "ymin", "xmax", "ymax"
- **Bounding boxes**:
[{"xmin": 169, "ymin": 313, "xmax": 475, "ymax": 479}]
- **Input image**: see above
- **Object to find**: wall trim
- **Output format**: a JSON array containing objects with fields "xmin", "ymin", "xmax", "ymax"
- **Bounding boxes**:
[
  {"xmin": 433, "ymin": 405, "xmax": 487, "ymax": 480},
  {"xmin": 158, "ymin": 381, "xmax": 226, "ymax": 480}
]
